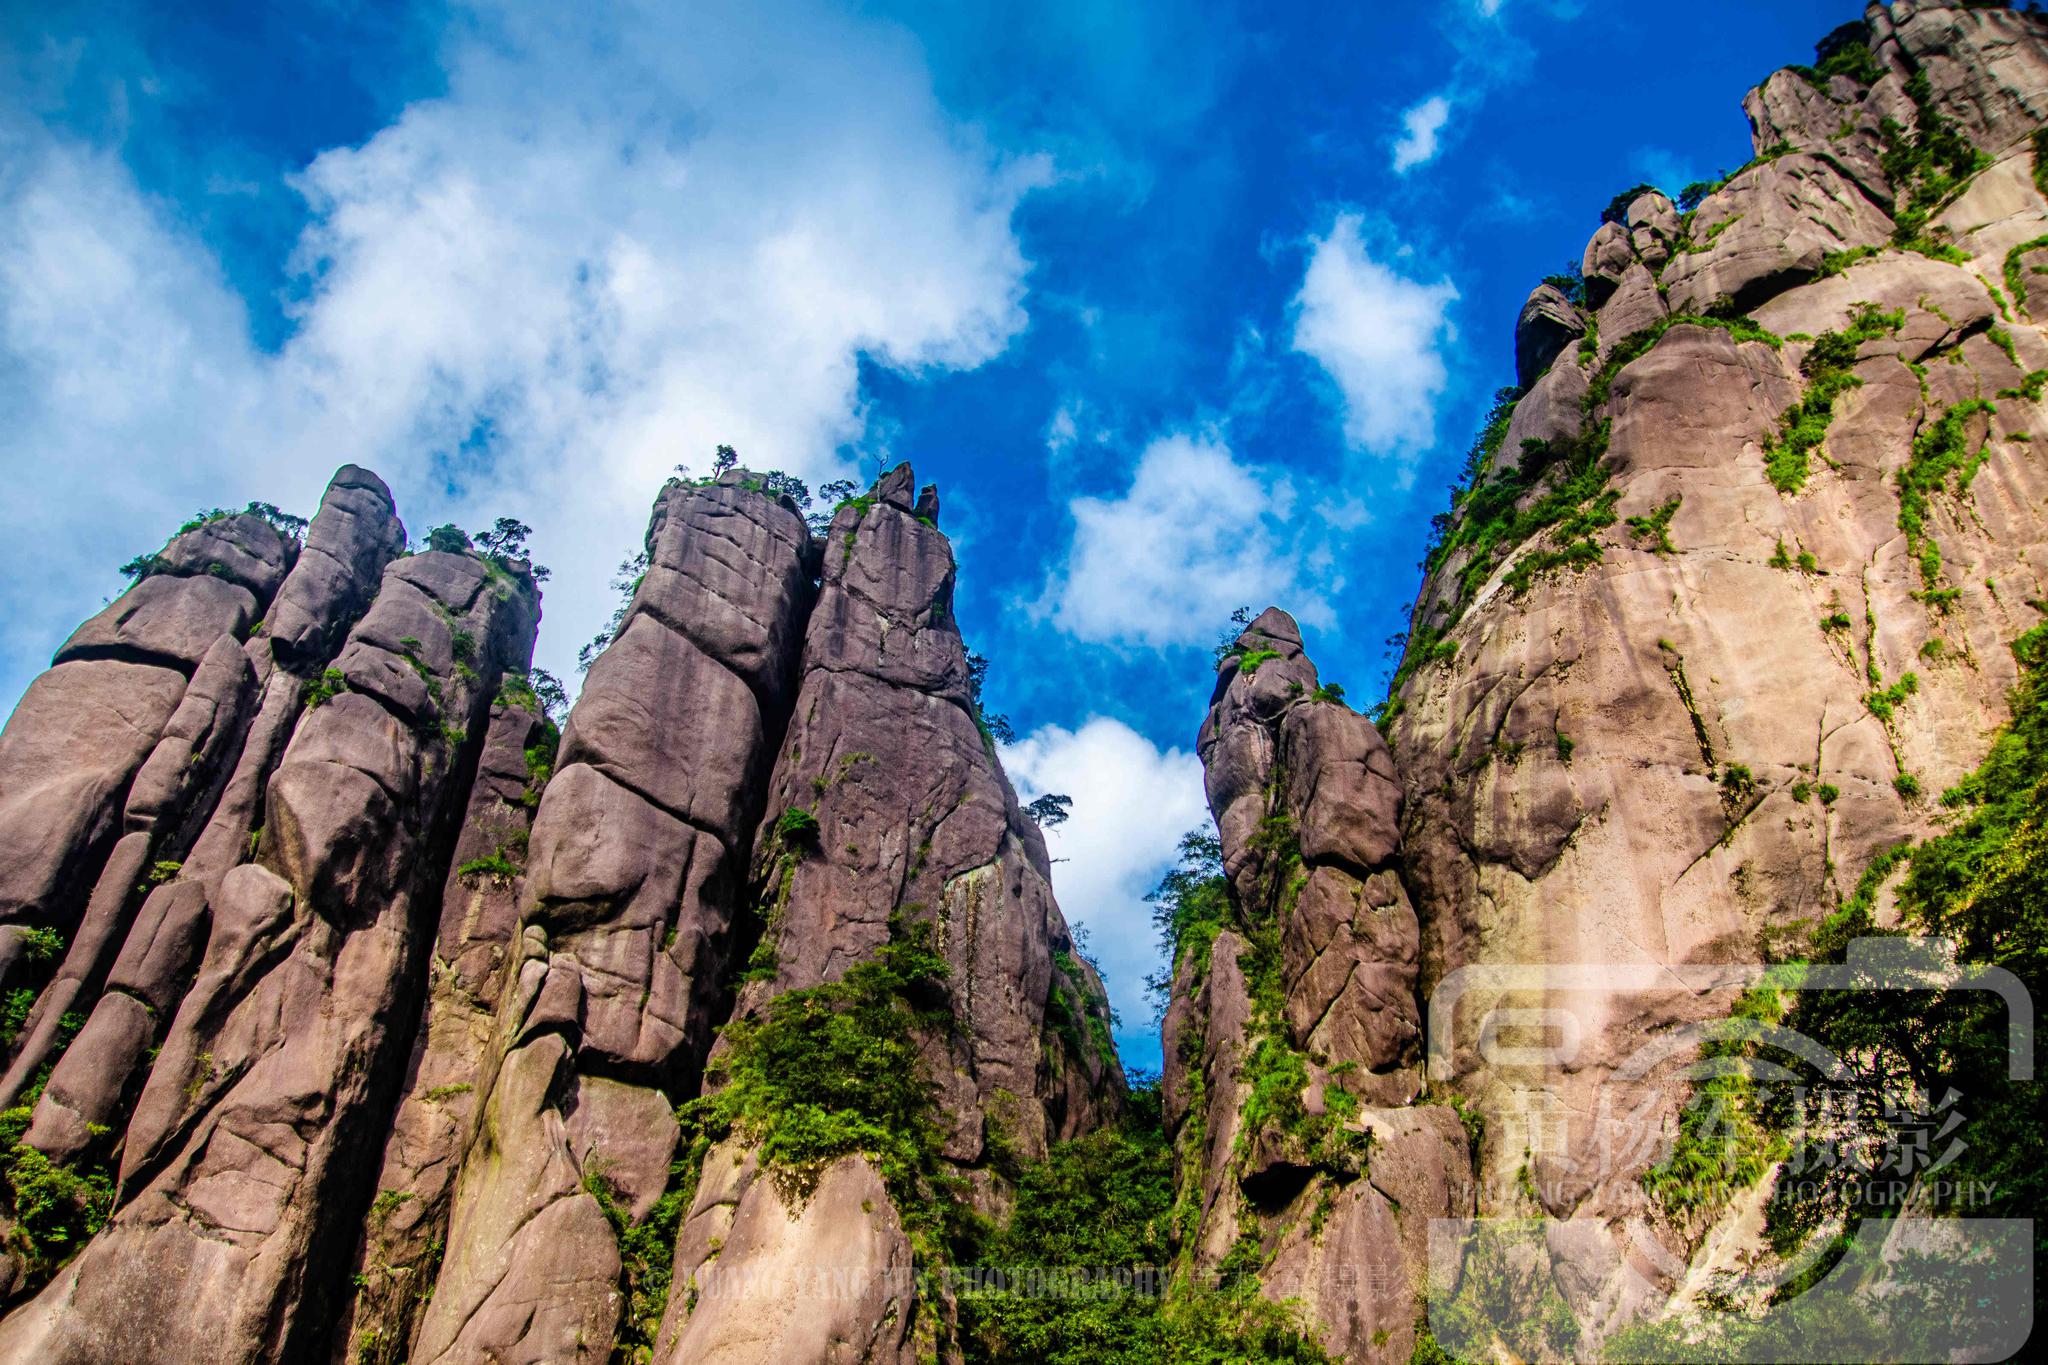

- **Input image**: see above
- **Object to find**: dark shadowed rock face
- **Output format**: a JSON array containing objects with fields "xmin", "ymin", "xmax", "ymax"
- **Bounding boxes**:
[{"xmin": 1516, "ymin": 283, "xmax": 1587, "ymax": 389}]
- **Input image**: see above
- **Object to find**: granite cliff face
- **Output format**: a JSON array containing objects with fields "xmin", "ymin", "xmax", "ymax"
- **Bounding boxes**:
[
  {"xmin": 1162, "ymin": 610, "xmax": 1473, "ymax": 1364},
  {"xmin": 0, "ymin": 464, "xmax": 1116, "ymax": 1364},
  {"xmin": 1379, "ymin": 0, "xmax": 2048, "ymax": 1351}
]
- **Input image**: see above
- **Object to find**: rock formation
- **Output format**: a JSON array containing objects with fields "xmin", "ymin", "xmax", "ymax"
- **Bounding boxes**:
[
  {"xmin": 1164, "ymin": 609, "xmax": 1472, "ymax": 1364},
  {"xmin": 0, "ymin": 463, "xmax": 1116, "ymax": 1364}
]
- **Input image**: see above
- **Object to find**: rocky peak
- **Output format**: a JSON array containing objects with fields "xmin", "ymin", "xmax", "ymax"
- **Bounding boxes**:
[{"xmin": 1167, "ymin": 607, "xmax": 1469, "ymax": 1364}]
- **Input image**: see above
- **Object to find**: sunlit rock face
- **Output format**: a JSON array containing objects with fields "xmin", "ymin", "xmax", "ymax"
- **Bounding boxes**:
[{"xmin": 1384, "ymin": 0, "xmax": 2048, "ymax": 1345}]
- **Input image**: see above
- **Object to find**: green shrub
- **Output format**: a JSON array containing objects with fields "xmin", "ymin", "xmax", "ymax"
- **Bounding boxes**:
[
  {"xmin": 1818, "ymin": 783, "xmax": 1840, "ymax": 805},
  {"xmin": 455, "ymin": 852, "xmax": 520, "ymax": 885},
  {"xmin": 1763, "ymin": 304, "xmax": 1901, "ymax": 494},
  {"xmin": 683, "ymin": 921, "xmax": 954, "ymax": 1240},
  {"xmin": 1794, "ymin": 23, "xmax": 1884, "ymax": 89},
  {"xmin": 1719, "ymin": 763, "xmax": 1756, "ymax": 799},
  {"xmin": 19, "ymin": 928, "xmax": 64, "ymax": 965},
  {"xmin": 1625, "ymin": 496, "xmax": 1681, "ymax": 554},
  {"xmin": 302, "ymin": 668, "xmax": 348, "ymax": 709},
  {"xmin": 954, "ymin": 1077, "xmax": 1333, "ymax": 1363},
  {"xmin": 0, "ymin": 989, "xmax": 35, "ymax": 1048},
  {"xmin": 2003, "ymin": 234, "xmax": 2048, "ymax": 316},
  {"xmin": 1881, "ymin": 73, "xmax": 1991, "ymax": 250},
  {"xmin": 424, "ymin": 524, "xmax": 472, "ymax": 555},
  {"xmin": 1998, "ymin": 369, "xmax": 2048, "ymax": 401},
  {"xmin": 1814, "ymin": 244, "xmax": 1881, "ymax": 279},
  {"xmin": 1897, "ymin": 399, "xmax": 1995, "ymax": 589},
  {"xmin": 1864, "ymin": 671, "xmax": 1919, "ymax": 724},
  {"xmin": 3, "ymin": 1147, "xmax": 113, "ymax": 1281},
  {"xmin": 775, "ymin": 805, "xmax": 821, "ymax": 846},
  {"xmin": 1822, "ymin": 612, "xmax": 1852, "ymax": 632},
  {"xmin": 1236, "ymin": 648, "xmax": 1283, "ymax": 675},
  {"xmin": 1894, "ymin": 772, "xmax": 1922, "ymax": 799},
  {"xmin": 1642, "ymin": 973, "xmax": 1795, "ymax": 1216}
]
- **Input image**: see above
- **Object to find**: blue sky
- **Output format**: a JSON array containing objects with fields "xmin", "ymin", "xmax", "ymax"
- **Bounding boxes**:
[{"xmin": 0, "ymin": 0, "xmax": 1864, "ymax": 1070}]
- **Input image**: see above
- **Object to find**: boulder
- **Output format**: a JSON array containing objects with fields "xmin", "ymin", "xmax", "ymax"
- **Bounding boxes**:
[
  {"xmin": 1515, "ymin": 283, "xmax": 1587, "ymax": 388},
  {"xmin": 1662, "ymin": 154, "xmax": 1893, "ymax": 315},
  {"xmin": 152, "ymin": 513, "xmax": 295, "ymax": 602},
  {"xmin": 1581, "ymin": 222, "xmax": 1637, "ymax": 301},
  {"xmin": 55, "ymin": 572, "xmax": 254, "ymax": 670}
]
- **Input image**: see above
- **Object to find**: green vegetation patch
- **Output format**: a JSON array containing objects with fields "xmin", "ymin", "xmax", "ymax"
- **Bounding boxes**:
[
  {"xmin": 1881, "ymin": 72, "xmax": 1991, "ymax": 257},
  {"xmin": 1625, "ymin": 496, "xmax": 1681, "ymax": 554},
  {"xmin": 301, "ymin": 668, "xmax": 348, "ymax": 709},
  {"xmin": 1764, "ymin": 303, "xmax": 1902, "ymax": 494},
  {"xmin": 2003, "ymin": 234, "xmax": 2048, "ymax": 318},
  {"xmin": 1897, "ymin": 398, "xmax": 1995, "ymax": 589},
  {"xmin": 954, "ymin": 1081, "xmax": 1333, "ymax": 1363}
]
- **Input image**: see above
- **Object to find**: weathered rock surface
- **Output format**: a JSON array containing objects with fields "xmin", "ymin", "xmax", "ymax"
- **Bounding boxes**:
[
  {"xmin": 0, "ymin": 524, "xmax": 539, "ymax": 1365},
  {"xmin": 3, "ymin": 10, "xmax": 2040, "ymax": 1361},
  {"xmin": 407, "ymin": 471, "xmax": 809, "ymax": 1365},
  {"xmin": 653, "ymin": 1142, "xmax": 917, "ymax": 1365},
  {"xmin": 333, "ymin": 698, "xmax": 551, "ymax": 1365},
  {"xmin": 731, "ymin": 462, "xmax": 1119, "ymax": 1164}
]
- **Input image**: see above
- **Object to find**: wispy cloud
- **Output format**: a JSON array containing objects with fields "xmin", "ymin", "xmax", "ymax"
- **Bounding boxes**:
[
  {"xmin": 1391, "ymin": 94, "xmax": 1452, "ymax": 173},
  {"xmin": 1289, "ymin": 212, "xmax": 1458, "ymax": 462}
]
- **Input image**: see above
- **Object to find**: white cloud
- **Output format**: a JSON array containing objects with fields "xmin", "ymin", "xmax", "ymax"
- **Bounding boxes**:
[
  {"xmin": 1478, "ymin": 0, "xmax": 1505, "ymax": 15},
  {"xmin": 1390, "ymin": 94, "xmax": 1451, "ymax": 173},
  {"xmin": 1041, "ymin": 431, "xmax": 1324, "ymax": 648},
  {"xmin": 0, "ymin": 0, "xmax": 1043, "ymax": 709},
  {"xmin": 1003, "ymin": 716, "xmax": 1208, "ymax": 1061},
  {"xmin": 1290, "ymin": 212, "xmax": 1458, "ymax": 460}
]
